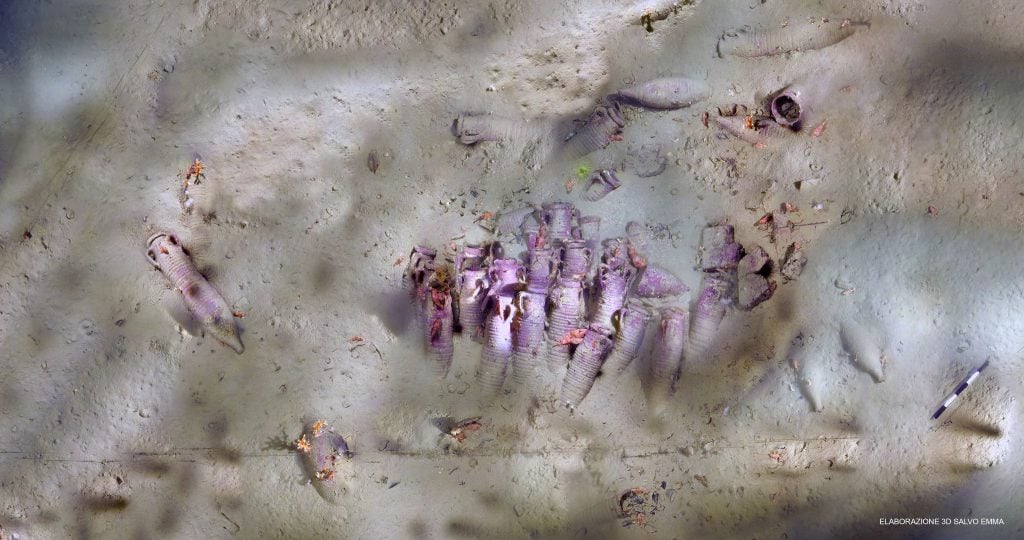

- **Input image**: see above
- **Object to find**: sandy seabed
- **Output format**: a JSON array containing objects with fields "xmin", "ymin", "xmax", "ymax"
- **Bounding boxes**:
[{"xmin": 0, "ymin": 1, "xmax": 1022, "ymax": 538}]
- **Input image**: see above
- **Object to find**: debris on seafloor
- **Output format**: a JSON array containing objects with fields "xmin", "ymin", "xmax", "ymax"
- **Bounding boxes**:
[
  {"xmin": 180, "ymin": 158, "xmax": 205, "ymax": 213},
  {"xmin": 841, "ymin": 207, "xmax": 856, "ymax": 224},
  {"xmin": 295, "ymin": 434, "xmax": 312, "ymax": 453},
  {"xmin": 755, "ymin": 204, "xmax": 828, "ymax": 245},
  {"xmin": 185, "ymin": 157, "xmax": 205, "ymax": 183},
  {"xmin": 618, "ymin": 486, "xmax": 664, "ymax": 531},
  {"xmin": 636, "ymin": 2, "xmax": 692, "ymax": 32},
  {"xmin": 779, "ymin": 243, "xmax": 807, "ymax": 281},
  {"xmin": 715, "ymin": 113, "xmax": 787, "ymax": 149},
  {"xmin": 446, "ymin": 417, "xmax": 484, "ymax": 443},
  {"xmin": 834, "ymin": 278, "xmax": 857, "ymax": 296},
  {"xmin": 755, "ymin": 205, "xmax": 792, "ymax": 244}
]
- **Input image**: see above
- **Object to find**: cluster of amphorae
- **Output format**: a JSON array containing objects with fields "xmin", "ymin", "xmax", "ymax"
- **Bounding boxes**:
[{"xmin": 404, "ymin": 201, "xmax": 774, "ymax": 411}]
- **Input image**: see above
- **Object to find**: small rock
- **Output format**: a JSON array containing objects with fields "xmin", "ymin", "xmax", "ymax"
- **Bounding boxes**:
[
  {"xmin": 780, "ymin": 243, "xmax": 807, "ymax": 281},
  {"xmin": 159, "ymin": 53, "xmax": 177, "ymax": 73},
  {"xmin": 447, "ymin": 381, "xmax": 471, "ymax": 395},
  {"xmin": 738, "ymin": 273, "xmax": 776, "ymax": 310},
  {"xmin": 682, "ymin": 446, "xmax": 695, "ymax": 456},
  {"xmin": 738, "ymin": 246, "xmax": 770, "ymax": 275}
]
